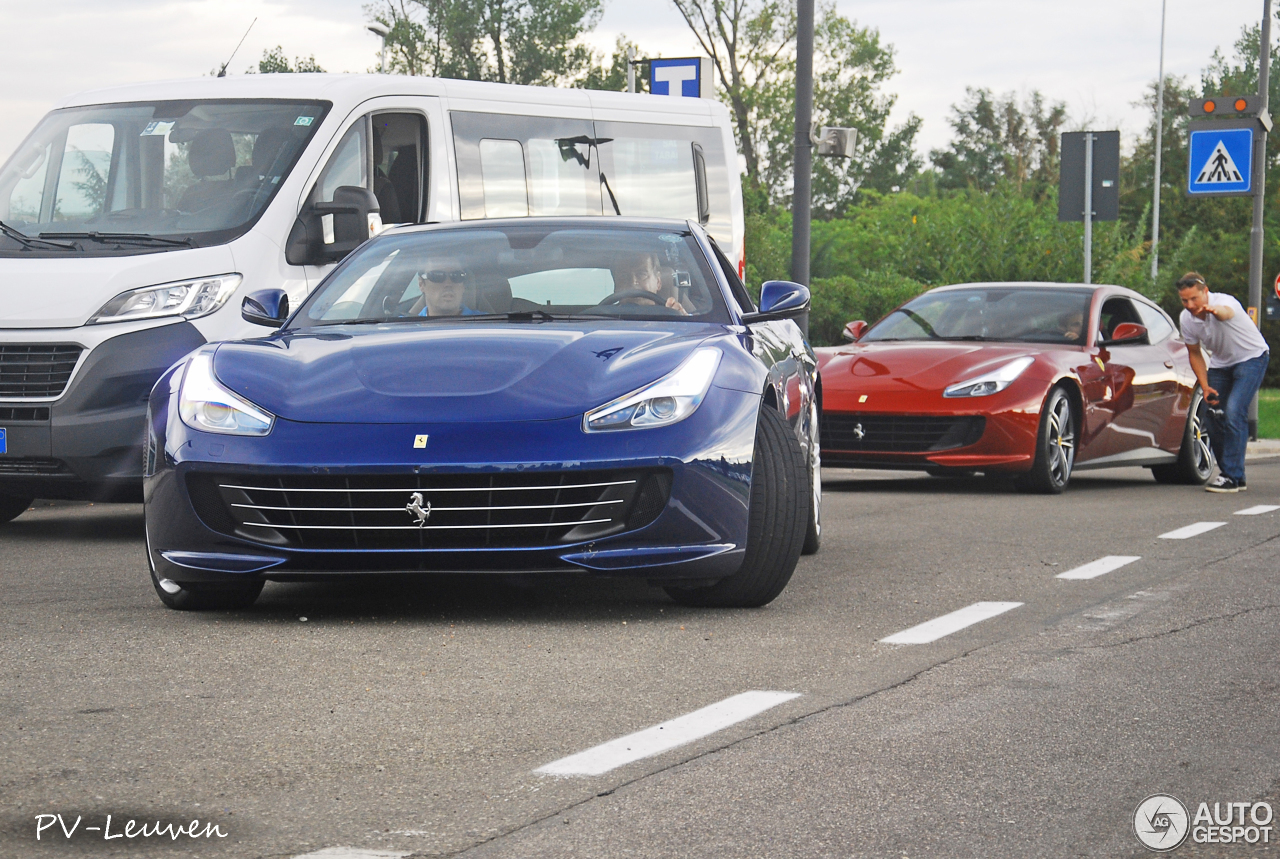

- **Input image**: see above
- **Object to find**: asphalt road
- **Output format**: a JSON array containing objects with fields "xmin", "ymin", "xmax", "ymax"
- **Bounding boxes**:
[{"xmin": 3, "ymin": 456, "xmax": 1280, "ymax": 858}]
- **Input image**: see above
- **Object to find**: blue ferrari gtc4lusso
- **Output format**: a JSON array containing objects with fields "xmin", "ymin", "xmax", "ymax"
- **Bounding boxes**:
[{"xmin": 144, "ymin": 218, "xmax": 820, "ymax": 610}]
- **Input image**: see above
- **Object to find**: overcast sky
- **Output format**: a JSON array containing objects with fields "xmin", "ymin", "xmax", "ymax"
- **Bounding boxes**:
[{"xmin": 0, "ymin": 0, "xmax": 1267, "ymax": 163}]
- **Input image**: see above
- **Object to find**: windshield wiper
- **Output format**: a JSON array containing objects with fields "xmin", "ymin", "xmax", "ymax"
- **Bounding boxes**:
[
  {"xmin": 505, "ymin": 310, "xmax": 611, "ymax": 322},
  {"xmin": 0, "ymin": 220, "xmax": 78, "ymax": 250},
  {"xmin": 939, "ymin": 335, "xmax": 997, "ymax": 341},
  {"xmin": 39, "ymin": 230, "xmax": 196, "ymax": 248}
]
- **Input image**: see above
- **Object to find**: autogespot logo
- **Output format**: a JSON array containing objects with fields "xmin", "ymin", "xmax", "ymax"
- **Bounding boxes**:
[{"xmin": 1134, "ymin": 794, "xmax": 1190, "ymax": 852}]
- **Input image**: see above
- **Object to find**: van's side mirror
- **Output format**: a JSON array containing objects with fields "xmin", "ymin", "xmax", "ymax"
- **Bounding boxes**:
[
  {"xmin": 842, "ymin": 320, "xmax": 868, "ymax": 342},
  {"xmin": 285, "ymin": 185, "xmax": 381, "ymax": 266},
  {"xmin": 242, "ymin": 289, "xmax": 290, "ymax": 327},
  {"xmin": 743, "ymin": 280, "xmax": 811, "ymax": 323}
]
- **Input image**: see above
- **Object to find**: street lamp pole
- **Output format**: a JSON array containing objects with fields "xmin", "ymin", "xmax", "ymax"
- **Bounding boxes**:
[
  {"xmin": 367, "ymin": 22, "xmax": 390, "ymax": 74},
  {"xmin": 791, "ymin": 0, "xmax": 815, "ymax": 304},
  {"xmin": 1150, "ymin": 0, "xmax": 1167, "ymax": 281}
]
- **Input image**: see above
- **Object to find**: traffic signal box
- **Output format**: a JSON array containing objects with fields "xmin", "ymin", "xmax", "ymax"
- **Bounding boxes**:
[{"xmin": 1191, "ymin": 96, "xmax": 1265, "ymax": 117}]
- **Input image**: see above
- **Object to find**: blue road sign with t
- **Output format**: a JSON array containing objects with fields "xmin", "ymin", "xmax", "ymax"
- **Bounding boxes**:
[
  {"xmin": 0, "ymin": 428, "xmax": 6, "ymax": 455},
  {"xmin": 1187, "ymin": 125, "xmax": 1254, "ymax": 196},
  {"xmin": 649, "ymin": 58, "xmax": 707, "ymax": 98}
]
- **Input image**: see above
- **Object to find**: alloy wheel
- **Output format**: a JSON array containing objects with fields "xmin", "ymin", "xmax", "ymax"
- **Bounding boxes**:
[{"xmin": 1047, "ymin": 394, "xmax": 1075, "ymax": 486}]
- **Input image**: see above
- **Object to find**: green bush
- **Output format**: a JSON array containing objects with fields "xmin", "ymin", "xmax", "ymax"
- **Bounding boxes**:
[{"xmin": 808, "ymin": 270, "xmax": 926, "ymax": 346}]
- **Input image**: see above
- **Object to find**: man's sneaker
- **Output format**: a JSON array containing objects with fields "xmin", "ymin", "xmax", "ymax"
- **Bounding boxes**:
[
  {"xmin": 1206, "ymin": 475, "xmax": 1240, "ymax": 493},
  {"xmin": 1239, "ymin": 477, "xmax": 1247, "ymax": 491}
]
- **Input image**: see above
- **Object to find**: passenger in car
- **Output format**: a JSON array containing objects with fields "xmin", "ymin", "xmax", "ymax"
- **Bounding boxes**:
[
  {"xmin": 415, "ymin": 257, "xmax": 483, "ymax": 317},
  {"xmin": 613, "ymin": 250, "xmax": 688, "ymax": 314}
]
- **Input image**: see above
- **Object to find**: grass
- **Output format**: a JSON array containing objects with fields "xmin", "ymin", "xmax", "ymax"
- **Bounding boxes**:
[{"xmin": 1260, "ymin": 389, "xmax": 1280, "ymax": 439}]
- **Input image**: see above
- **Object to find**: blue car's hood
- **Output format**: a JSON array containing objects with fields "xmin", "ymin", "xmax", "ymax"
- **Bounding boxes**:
[{"xmin": 213, "ymin": 322, "xmax": 720, "ymax": 423}]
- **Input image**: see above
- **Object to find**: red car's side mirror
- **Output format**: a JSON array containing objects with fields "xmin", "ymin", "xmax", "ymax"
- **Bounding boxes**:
[
  {"xmin": 1106, "ymin": 322, "xmax": 1148, "ymax": 345},
  {"xmin": 842, "ymin": 320, "xmax": 868, "ymax": 342}
]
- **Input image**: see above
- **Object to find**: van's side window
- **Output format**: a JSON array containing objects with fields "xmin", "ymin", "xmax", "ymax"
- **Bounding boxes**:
[
  {"xmin": 319, "ymin": 121, "xmax": 368, "ymax": 204},
  {"xmin": 478, "ymin": 139, "xmax": 529, "ymax": 217},
  {"xmin": 452, "ymin": 112, "xmax": 600, "ymax": 220},
  {"xmin": 372, "ymin": 113, "xmax": 427, "ymax": 224}
]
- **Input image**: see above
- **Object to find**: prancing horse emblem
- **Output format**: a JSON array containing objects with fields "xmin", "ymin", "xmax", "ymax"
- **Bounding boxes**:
[
  {"xmin": 406, "ymin": 492, "xmax": 431, "ymax": 527},
  {"xmin": 853, "ymin": 422, "xmax": 866, "ymax": 440}
]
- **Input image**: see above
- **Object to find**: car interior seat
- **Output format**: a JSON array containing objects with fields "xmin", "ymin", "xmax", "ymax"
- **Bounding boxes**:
[
  {"xmin": 179, "ymin": 129, "xmax": 237, "ymax": 212},
  {"xmin": 387, "ymin": 146, "xmax": 420, "ymax": 223}
]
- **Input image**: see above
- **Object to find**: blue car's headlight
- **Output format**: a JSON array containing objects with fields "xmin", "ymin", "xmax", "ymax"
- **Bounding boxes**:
[
  {"xmin": 178, "ymin": 351, "xmax": 275, "ymax": 436},
  {"xmin": 943, "ymin": 356, "xmax": 1035, "ymax": 398},
  {"xmin": 584, "ymin": 347, "xmax": 722, "ymax": 432}
]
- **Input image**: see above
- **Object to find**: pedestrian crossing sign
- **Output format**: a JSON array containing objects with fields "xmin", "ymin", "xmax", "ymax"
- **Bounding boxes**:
[{"xmin": 1187, "ymin": 123, "xmax": 1255, "ymax": 196}]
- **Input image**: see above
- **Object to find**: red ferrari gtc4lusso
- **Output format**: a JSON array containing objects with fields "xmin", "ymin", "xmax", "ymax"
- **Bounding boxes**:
[{"xmin": 815, "ymin": 282, "xmax": 1213, "ymax": 493}]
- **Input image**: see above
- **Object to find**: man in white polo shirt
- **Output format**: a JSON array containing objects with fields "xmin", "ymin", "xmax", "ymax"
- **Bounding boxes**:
[{"xmin": 1176, "ymin": 272, "xmax": 1271, "ymax": 493}]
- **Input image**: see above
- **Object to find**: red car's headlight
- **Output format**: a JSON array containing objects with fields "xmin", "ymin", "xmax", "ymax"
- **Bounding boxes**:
[{"xmin": 943, "ymin": 356, "xmax": 1035, "ymax": 398}]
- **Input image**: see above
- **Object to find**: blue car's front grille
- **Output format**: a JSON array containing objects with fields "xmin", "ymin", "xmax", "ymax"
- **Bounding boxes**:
[{"xmin": 186, "ymin": 469, "xmax": 672, "ymax": 550}]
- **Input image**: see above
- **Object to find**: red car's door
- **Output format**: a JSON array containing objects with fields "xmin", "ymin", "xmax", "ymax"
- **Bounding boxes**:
[{"xmin": 1097, "ymin": 296, "xmax": 1178, "ymax": 454}]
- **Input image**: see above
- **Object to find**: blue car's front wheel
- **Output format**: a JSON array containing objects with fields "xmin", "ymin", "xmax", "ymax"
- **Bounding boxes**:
[{"xmin": 665, "ymin": 405, "xmax": 808, "ymax": 608}]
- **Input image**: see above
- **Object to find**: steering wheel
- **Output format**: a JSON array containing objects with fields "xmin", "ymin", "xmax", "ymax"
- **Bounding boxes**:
[{"xmin": 596, "ymin": 290, "xmax": 663, "ymax": 306}]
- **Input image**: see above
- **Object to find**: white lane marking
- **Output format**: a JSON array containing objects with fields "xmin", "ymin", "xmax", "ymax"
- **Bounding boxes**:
[
  {"xmin": 1159, "ymin": 521, "xmax": 1227, "ymax": 539},
  {"xmin": 1056, "ymin": 555, "xmax": 1142, "ymax": 580},
  {"xmin": 1236, "ymin": 505, "xmax": 1280, "ymax": 515},
  {"xmin": 292, "ymin": 850, "xmax": 409, "ymax": 859},
  {"xmin": 536, "ymin": 690, "xmax": 801, "ymax": 777},
  {"xmin": 880, "ymin": 601, "xmax": 1023, "ymax": 645}
]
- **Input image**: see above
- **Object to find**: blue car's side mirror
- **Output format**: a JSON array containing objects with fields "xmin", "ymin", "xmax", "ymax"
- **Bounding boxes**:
[
  {"xmin": 743, "ymin": 280, "xmax": 810, "ymax": 323},
  {"xmin": 242, "ymin": 289, "xmax": 290, "ymax": 327}
]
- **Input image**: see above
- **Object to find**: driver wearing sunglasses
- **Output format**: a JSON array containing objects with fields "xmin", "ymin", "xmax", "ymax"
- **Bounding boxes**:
[{"xmin": 416, "ymin": 256, "xmax": 482, "ymax": 317}]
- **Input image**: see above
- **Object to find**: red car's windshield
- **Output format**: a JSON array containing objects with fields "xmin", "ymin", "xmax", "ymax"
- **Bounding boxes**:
[{"xmin": 863, "ymin": 287, "xmax": 1093, "ymax": 345}]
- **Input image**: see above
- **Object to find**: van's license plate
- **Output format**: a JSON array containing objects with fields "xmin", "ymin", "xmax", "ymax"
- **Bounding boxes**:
[{"xmin": 0, "ymin": 428, "xmax": 6, "ymax": 455}]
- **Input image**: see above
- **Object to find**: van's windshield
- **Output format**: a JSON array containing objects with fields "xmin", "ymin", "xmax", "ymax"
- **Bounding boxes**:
[{"xmin": 0, "ymin": 99, "xmax": 328, "ymax": 256}]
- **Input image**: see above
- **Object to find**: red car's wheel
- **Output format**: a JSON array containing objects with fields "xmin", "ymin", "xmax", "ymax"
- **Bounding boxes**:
[
  {"xmin": 1016, "ymin": 386, "xmax": 1076, "ymax": 494},
  {"xmin": 1151, "ymin": 387, "xmax": 1215, "ymax": 485}
]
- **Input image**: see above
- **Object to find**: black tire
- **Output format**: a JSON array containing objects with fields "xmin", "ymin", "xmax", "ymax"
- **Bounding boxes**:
[
  {"xmin": 1151, "ymin": 387, "xmax": 1215, "ymax": 485},
  {"xmin": 1016, "ymin": 386, "xmax": 1076, "ymax": 494},
  {"xmin": 801, "ymin": 396, "xmax": 822, "ymax": 555},
  {"xmin": 147, "ymin": 529, "xmax": 263, "ymax": 611},
  {"xmin": 0, "ymin": 495, "xmax": 34, "ymax": 524},
  {"xmin": 666, "ymin": 405, "xmax": 808, "ymax": 607}
]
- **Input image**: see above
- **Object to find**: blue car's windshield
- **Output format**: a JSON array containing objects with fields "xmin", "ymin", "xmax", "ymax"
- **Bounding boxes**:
[
  {"xmin": 299, "ymin": 224, "xmax": 729, "ymax": 325},
  {"xmin": 863, "ymin": 287, "xmax": 1094, "ymax": 344}
]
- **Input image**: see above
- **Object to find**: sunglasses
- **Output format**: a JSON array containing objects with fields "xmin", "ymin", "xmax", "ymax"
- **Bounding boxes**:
[{"xmin": 421, "ymin": 269, "xmax": 467, "ymax": 283}]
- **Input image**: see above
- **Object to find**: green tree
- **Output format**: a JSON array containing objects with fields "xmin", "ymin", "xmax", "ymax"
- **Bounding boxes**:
[
  {"xmin": 929, "ymin": 87, "xmax": 1066, "ymax": 195},
  {"xmin": 575, "ymin": 35, "xmax": 645, "ymax": 92},
  {"xmin": 365, "ymin": 0, "xmax": 601, "ymax": 85},
  {"xmin": 672, "ymin": 0, "xmax": 918, "ymax": 205},
  {"xmin": 253, "ymin": 45, "xmax": 325, "ymax": 74}
]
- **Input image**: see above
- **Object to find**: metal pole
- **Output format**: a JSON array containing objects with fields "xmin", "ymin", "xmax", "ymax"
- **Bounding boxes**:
[
  {"xmin": 1247, "ymin": 0, "xmax": 1271, "ymax": 440},
  {"xmin": 626, "ymin": 47, "xmax": 636, "ymax": 93},
  {"xmin": 791, "ymin": 0, "xmax": 814, "ymax": 337},
  {"xmin": 1084, "ymin": 132, "xmax": 1094, "ymax": 284},
  {"xmin": 1151, "ymin": 0, "xmax": 1167, "ymax": 280},
  {"xmin": 380, "ymin": 37, "xmax": 387, "ymax": 74}
]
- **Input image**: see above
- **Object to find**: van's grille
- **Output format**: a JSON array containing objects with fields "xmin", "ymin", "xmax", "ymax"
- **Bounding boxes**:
[
  {"xmin": 0, "ymin": 345, "xmax": 82, "ymax": 398},
  {"xmin": 0, "ymin": 406, "xmax": 50, "ymax": 421},
  {"xmin": 0, "ymin": 457, "xmax": 70, "ymax": 475},
  {"xmin": 821, "ymin": 414, "xmax": 985, "ymax": 453},
  {"xmin": 186, "ymin": 469, "xmax": 673, "ymax": 550}
]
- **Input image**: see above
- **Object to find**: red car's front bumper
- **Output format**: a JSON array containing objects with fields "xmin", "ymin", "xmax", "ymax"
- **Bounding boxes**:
[{"xmin": 819, "ymin": 381, "xmax": 1048, "ymax": 473}]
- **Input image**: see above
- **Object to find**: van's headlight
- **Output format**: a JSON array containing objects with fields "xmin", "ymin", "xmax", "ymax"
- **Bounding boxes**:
[
  {"xmin": 944, "ymin": 356, "xmax": 1036, "ymax": 398},
  {"xmin": 584, "ymin": 348, "xmax": 721, "ymax": 432},
  {"xmin": 178, "ymin": 351, "xmax": 274, "ymax": 436},
  {"xmin": 88, "ymin": 274, "xmax": 242, "ymax": 324}
]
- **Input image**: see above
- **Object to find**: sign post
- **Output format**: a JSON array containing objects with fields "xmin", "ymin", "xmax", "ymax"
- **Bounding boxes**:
[
  {"xmin": 1058, "ymin": 131, "xmax": 1120, "ymax": 283},
  {"xmin": 1185, "ymin": 0, "xmax": 1270, "ymax": 439}
]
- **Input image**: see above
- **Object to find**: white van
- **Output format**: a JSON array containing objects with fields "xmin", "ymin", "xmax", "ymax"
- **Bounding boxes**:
[{"xmin": 0, "ymin": 74, "xmax": 744, "ymax": 515}]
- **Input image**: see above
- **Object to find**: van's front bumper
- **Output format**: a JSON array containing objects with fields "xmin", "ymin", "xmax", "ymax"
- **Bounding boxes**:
[{"xmin": 0, "ymin": 321, "xmax": 206, "ymax": 501}]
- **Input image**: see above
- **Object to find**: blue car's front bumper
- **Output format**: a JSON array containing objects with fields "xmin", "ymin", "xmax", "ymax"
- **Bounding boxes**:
[{"xmin": 144, "ymin": 382, "xmax": 761, "ymax": 585}]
